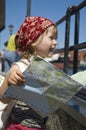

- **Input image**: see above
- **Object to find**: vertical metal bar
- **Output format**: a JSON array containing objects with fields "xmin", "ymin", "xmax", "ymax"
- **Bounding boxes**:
[
  {"xmin": 64, "ymin": 7, "xmax": 71, "ymax": 73},
  {"xmin": 0, "ymin": 0, "xmax": 5, "ymax": 31},
  {"xmin": 73, "ymin": 11, "xmax": 80, "ymax": 74},
  {"xmin": 26, "ymin": 0, "xmax": 31, "ymax": 17}
]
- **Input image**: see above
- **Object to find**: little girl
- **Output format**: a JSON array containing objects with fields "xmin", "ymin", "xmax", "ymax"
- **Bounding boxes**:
[{"xmin": 0, "ymin": 16, "xmax": 57, "ymax": 130}]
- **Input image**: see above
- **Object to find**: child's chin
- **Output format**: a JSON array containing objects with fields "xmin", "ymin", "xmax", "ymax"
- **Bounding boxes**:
[{"xmin": 48, "ymin": 53, "xmax": 53, "ymax": 57}]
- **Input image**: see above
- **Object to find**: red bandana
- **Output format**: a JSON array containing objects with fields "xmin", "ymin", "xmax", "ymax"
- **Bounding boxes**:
[{"xmin": 16, "ymin": 16, "xmax": 55, "ymax": 50}]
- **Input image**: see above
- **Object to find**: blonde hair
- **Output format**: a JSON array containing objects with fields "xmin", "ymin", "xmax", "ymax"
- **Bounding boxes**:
[{"xmin": 16, "ymin": 25, "xmax": 57, "ymax": 59}]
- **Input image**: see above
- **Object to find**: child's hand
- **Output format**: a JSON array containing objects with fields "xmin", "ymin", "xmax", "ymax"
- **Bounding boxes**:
[{"xmin": 7, "ymin": 64, "xmax": 25, "ymax": 86}]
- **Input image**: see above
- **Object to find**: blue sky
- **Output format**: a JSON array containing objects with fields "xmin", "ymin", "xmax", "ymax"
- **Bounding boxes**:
[{"xmin": 0, "ymin": 0, "xmax": 86, "ymax": 50}]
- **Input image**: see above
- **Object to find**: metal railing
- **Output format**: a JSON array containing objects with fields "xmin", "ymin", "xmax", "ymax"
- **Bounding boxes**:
[{"xmin": 55, "ymin": 0, "xmax": 86, "ymax": 74}]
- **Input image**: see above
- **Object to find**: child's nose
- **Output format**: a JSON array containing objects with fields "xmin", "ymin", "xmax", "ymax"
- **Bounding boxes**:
[{"xmin": 54, "ymin": 39, "xmax": 57, "ymax": 46}]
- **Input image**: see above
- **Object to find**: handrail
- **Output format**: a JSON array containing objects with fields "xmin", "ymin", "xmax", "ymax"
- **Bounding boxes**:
[
  {"xmin": 54, "ymin": 42, "xmax": 86, "ymax": 53},
  {"xmin": 55, "ymin": 0, "xmax": 86, "ymax": 74},
  {"xmin": 55, "ymin": 0, "xmax": 86, "ymax": 26}
]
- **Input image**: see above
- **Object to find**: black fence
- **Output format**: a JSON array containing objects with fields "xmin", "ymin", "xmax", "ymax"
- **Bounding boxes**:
[{"xmin": 54, "ymin": 0, "xmax": 86, "ymax": 74}]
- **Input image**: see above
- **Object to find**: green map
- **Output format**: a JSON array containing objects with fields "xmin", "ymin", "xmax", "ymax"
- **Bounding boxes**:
[{"xmin": 2, "ymin": 55, "xmax": 84, "ymax": 117}]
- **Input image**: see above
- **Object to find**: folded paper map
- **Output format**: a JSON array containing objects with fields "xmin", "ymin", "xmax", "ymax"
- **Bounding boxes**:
[{"xmin": 0, "ymin": 56, "xmax": 85, "ymax": 117}]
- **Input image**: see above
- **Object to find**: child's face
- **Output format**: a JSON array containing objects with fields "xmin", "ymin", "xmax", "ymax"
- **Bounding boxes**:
[{"xmin": 36, "ymin": 26, "xmax": 57, "ymax": 58}]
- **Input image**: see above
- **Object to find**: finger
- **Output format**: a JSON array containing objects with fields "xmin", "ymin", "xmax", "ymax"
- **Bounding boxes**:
[{"xmin": 16, "ymin": 70, "xmax": 25, "ymax": 80}]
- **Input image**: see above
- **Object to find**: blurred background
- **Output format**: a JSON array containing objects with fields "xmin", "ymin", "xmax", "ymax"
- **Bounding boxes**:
[{"xmin": 0, "ymin": 0, "xmax": 86, "ymax": 51}]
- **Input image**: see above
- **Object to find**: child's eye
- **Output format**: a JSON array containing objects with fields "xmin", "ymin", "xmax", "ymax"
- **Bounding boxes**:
[{"xmin": 49, "ymin": 36, "xmax": 53, "ymax": 39}]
